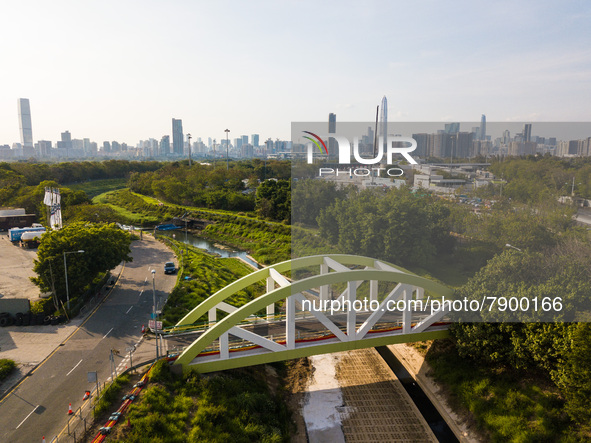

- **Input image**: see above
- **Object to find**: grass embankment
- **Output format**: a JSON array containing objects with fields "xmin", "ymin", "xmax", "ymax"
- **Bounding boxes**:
[
  {"xmin": 67, "ymin": 178, "xmax": 128, "ymax": 198},
  {"xmin": 109, "ymin": 360, "xmax": 291, "ymax": 442},
  {"xmin": 93, "ymin": 373, "xmax": 131, "ymax": 418},
  {"xmin": 94, "ymin": 189, "xmax": 291, "ymax": 264},
  {"xmin": 0, "ymin": 359, "xmax": 16, "ymax": 382},
  {"xmin": 425, "ymin": 340, "xmax": 575, "ymax": 442},
  {"xmin": 161, "ymin": 239, "xmax": 265, "ymax": 327}
]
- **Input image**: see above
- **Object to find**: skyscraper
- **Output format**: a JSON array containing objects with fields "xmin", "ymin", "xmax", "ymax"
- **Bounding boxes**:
[
  {"xmin": 523, "ymin": 124, "xmax": 532, "ymax": 142},
  {"xmin": 379, "ymin": 96, "xmax": 388, "ymax": 151},
  {"xmin": 160, "ymin": 135, "xmax": 170, "ymax": 156},
  {"xmin": 251, "ymin": 134, "xmax": 259, "ymax": 148},
  {"xmin": 18, "ymin": 98, "xmax": 33, "ymax": 148},
  {"xmin": 480, "ymin": 114, "xmax": 486, "ymax": 141},
  {"xmin": 172, "ymin": 118, "xmax": 183, "ymax": 154},
  {"xmin": 328, "ymin": 113, "xmax": 337, "ymax": 157}
]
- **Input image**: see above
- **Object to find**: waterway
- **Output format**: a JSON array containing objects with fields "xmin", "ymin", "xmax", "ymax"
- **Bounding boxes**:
[
  {"xmin": 376, "ymin": 346, "xmax": 459, "ymax": 443},
  {"xmin": 155, "ymin": 229, "xmax": 259, "ymax": 268}
]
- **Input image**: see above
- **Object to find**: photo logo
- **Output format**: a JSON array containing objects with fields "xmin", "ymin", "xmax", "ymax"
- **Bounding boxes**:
[
  {"xmin": 302, "ymin": 131, "xmax": 329, "ymax": 156},
  {"xmin": 304, "ymin": 132, "xmax": 418, "ymax": 165}
]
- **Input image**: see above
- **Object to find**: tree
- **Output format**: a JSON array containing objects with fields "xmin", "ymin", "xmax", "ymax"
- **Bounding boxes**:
[
  {"xmin": 255, "ymin": 179, "xmax": 291, "ymax": 222},
  {"xmin": 32, "ymin": 222, "xmax": 133, "ymax": 310}
]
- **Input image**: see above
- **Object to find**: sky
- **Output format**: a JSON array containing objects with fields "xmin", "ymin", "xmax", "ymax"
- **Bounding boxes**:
[{"xmin": 1, "ymin": 0, "xmax": 590, "ymax": 146}]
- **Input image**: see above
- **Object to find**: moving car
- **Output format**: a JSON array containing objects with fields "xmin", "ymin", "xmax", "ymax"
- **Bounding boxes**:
[{"xmin": 164, "ymin": 262, "xmax": 176, "ymax": 274}]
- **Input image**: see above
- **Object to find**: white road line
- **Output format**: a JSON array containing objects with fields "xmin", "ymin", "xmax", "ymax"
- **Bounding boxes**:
[
  {"xmin": 66, "ymin": 359, "xmax": 83, "ymax": 376},
  {"xmin": 103, "ymin": 328, "xmax": 113, "ymax": 339},
  {"xmin": 16, "ymin": 405, "xmax": 39, "ymax": 429},
  {"xmin": 126, "ymin": 306, "xmax": 133, "ymax": 314}
]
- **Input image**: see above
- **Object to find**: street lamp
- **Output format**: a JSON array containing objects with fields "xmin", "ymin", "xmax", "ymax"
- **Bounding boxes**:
[
  {"xmin": 224, "ymin": 129, "xmax": 230, "ymax": 170},
  {"xmin": 505, "ymin": 243, "xmax": 522, "ymax": 252},
  {"xmin": 187, "ymin": 133, "xmax": 192, "ymax": 167},
  {"xmin": 151, "ymin": 269, "xmax": 159, "ymax": 359},
  {"xmin": 63, "ymin": 250, "xmax": 84, "ymax": 310}
]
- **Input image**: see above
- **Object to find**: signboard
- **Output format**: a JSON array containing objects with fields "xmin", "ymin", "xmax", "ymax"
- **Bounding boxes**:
[
  {"xmin": 148, "ymin": 320, "xmax": 163, "ymax": 330},
  {"xmin": 87, "ymin": 371, "xmax": 97, "ymax": 383}
]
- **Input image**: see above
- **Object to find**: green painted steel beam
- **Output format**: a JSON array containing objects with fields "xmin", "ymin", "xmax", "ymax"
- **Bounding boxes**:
[
  {"xmin": 174, "ymin": 268, "xmax": 453, "ymax": 367},
  {"xmin": 183, "ymin": 329, "xmax": 449, "ymax": 374},
  {"xmin": 173, "ymin": 254, "xmax": 447, "ymax": 328}
]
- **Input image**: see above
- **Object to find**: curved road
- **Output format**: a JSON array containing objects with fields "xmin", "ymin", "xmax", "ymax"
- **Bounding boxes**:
[{"xmin": 0, "ymin": 235, "xmax": 175, "ymax": 442}]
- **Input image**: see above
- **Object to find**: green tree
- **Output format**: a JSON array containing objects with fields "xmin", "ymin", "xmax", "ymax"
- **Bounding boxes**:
[
  {"xmin": 32, "ymin": 222, "xmax": 133, "ymax": 310},
  {"xmin": 255, "ymin": 179, "xmax": 291, "ymax": 222}
]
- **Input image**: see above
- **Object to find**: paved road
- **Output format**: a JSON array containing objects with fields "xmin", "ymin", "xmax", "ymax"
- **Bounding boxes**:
[{"xmin": 0, "ymin": 235, "xmax": 176, "ymax": 442}]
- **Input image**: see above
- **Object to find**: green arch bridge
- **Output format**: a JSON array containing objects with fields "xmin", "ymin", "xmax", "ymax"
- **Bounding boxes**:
[{"xmin": 168, "ymin": 254, "xmax": 453, "ymax": 374}]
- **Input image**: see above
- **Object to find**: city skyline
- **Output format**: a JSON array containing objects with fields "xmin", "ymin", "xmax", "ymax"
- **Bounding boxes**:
[{"xmin": 1, "ymin": 1, "xmax": 591, "ymax": 145}]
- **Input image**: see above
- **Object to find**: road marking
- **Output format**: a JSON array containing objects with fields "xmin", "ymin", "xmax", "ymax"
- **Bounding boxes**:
[
  {"xmin": 126, "ymin": 306, "xmax": 133, "ymax": 314},
  {"xmin": 66, "ymin": 359, "xmax": 83, "ymax": 376},
  {"xmin": 16, "ymin": 405, "xmax": 38, "ymax": 429},
  {"xmin": 0, "ymin": 262, "xmax": 126, "ymax": 406},
  {"xmin": 103, "ymin": 328, "xmax": 114, "ymax": 339}
]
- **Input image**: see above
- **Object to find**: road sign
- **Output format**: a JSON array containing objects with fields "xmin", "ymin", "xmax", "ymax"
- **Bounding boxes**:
[{"xmin": 148, "ymin": 320, "xmax": 162, "ymax": 330}]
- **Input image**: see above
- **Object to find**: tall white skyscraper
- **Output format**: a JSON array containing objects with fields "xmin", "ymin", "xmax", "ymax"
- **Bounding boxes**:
[
  {"xmin": 379, "ymin": 95, "xmax": 388, "ymax": 151},
  {"xmin": 18, "ymin": 98, "xmax": 33, "ymax": 148}
]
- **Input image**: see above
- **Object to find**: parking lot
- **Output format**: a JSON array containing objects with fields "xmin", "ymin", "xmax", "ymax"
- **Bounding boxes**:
[{"xmin": 0, "ymin": 233, "xmax": 40, "ymax": 301}]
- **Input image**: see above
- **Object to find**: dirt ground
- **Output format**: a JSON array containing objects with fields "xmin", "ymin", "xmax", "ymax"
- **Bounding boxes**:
[{"xmin": 0, "ymin": 233, "xmax": 40, "ymax": 300}]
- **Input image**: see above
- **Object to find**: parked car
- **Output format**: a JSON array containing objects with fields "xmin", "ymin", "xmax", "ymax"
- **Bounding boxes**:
[{"xmin": 164, "ymin": 262, "xmax": 176, "ymax": 274}]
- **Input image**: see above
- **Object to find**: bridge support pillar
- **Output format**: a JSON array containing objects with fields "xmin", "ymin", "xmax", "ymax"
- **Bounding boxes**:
[
  {"xmin": 320, "ymin": 263, "xmax": 329, "ymax": 302},
  {"xmin": 266, "ymin": 277, "xmax": 275, "ymax": 319},
  {"xmin": 347, "ymin": 281, "xmax": 357, "ymax": 339},
  {"xmin": 402, "ymin": 286, "xmax": 412, "ymax": 334},
  {"xmin": 286, "ymin": 294, "xmax": 296, "ymax": 349},
  {"xmin": 370, "ymin": 280, "xmax": 378, "ymax": 303},
  {"xmin": 220, "ymin": 332, "xmax": 229, "ymax": 359}
]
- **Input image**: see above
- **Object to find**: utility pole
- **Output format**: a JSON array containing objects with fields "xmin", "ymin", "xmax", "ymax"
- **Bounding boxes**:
[
  {"xmin": 151, "ymin": 270, "xmax": 159, "ymax": 360},
  {"xmin": 187, "ymin": 133, "xmax": 192, "ymax": 167},
  {"xmin": 225, "ymin": 129, "xmax": 230, "ymax": 170}
]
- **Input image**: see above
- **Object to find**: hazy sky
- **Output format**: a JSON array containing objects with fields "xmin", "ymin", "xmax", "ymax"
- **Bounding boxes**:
[{"xmin": 1, "ymin": 0, "xmax": 590, "ymax": 145}]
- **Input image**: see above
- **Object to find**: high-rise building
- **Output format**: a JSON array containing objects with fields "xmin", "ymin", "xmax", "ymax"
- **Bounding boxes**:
[
  {"xmin": 57, "ymin": 131, "xmax": 72, "ymax": 152},
  {"xmin": 444, "ymin": 123, "xmax": 460, "ymax": 134},
  {"xmin": 523, "ymin": 124, "xmax": 532, "ymax": 142},
  {"xmin": 18, "ymin": 98, "xmax": 33, "ymax": 149},
  {"xmin": 37, "ymin": 140, "xmax": 52, "ymax": 157},
  {"xmin": 328, "ymin": 113, "xmax": 337, "ymax": 157},
  {"xmin": 251, "ymin": 134, "xmax": 259, "ymax": 147},
  {"xmin": 241, "ymin": 135, "xmax": 248, "ymax": 146},
  {"xmin": 379, "ymin": 96, "xmax": 388, "ymax": 152},
  {"xmin": 160, "ymin": 135, "xmax": 170, "ymax": 156},
  {"xmin": 480, "ymin": 114, "xmax": 486, "ymax": 141},
  {"xmin": 172, "ymin": 118, "xmax": 183, "ymax": 154}
]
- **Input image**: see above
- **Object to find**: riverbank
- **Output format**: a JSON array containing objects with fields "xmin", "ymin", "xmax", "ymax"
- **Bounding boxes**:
[{"xmin": 388, "ymin": 343, "xmax": 482, "ymax": 443}]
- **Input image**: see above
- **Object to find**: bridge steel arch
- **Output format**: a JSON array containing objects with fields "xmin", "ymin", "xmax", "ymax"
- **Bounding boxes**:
[{"xmin": 171, "ymin": 254, "xmax": 453, "ymax": 374}]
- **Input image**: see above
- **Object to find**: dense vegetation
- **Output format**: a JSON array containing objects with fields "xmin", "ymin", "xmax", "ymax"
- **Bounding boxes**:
[
  {"xmin": 487, "ymin": 156, "xmax": 591, "ymax": 201},
  {"xmin": 128, "ymin": 160, "xmax": 291, "ymax": 218},
  {"xmin": 161, "ymin": 239, "xmax": 264, "ymax": 327},
  {"xmin": 32, "ymin": 222, "xmax": 132, "ymax": 313},
  {"xmin": 114, "ymin": 360, "xmax": 291, "ymax": 442},
  {"xmin": 95, "ymin": 189, "xmax": 291, "ymax": 264}
]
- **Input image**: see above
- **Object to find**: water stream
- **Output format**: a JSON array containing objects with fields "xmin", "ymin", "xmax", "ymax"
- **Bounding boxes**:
[
  {"xmin": 376, "ymin": 346, "xmax": 459, "ymax": 443},
  {"xmin": 155, "ymin": 229, "xmax": 259, "ymax": 268}
]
